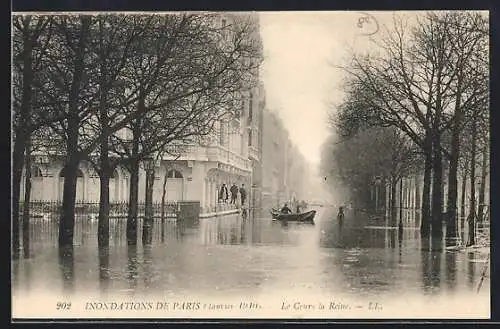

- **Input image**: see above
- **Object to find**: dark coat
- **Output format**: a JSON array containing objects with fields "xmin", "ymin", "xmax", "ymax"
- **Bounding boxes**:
[
  {"xmin": 219, "ymin": 186, "xmax": 228, "ymax": 199},
  {"xmin": 230, "ymin": 185, "xmax": 238, "ymax": 195}
]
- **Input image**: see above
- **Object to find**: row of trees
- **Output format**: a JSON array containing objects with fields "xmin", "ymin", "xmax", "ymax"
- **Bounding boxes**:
[
  {"xmin": 321, "ymin": 12, "xmax": 489, "ymax": 245},
  {"xmin": 12, "ymin": 13, "xmax": 262, "ymax": 251}
]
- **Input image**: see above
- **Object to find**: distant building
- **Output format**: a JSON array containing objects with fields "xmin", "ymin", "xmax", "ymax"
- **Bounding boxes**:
[
  {"xmin": 247, "ymin": 82, "xmax": 266, "ymax": 211},
  {"xmin": 260, "ymin": 108, "xmax": 308, "ymax": 210}
]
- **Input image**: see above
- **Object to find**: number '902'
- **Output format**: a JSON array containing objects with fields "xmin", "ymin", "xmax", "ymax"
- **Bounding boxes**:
[{"xmin": 56, "ymin": 302, "xmax": 71, "ymax": 310}]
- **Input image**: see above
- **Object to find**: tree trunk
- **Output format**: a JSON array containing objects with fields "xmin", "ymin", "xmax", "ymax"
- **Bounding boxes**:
[
  {"xmin": 13, "ymin": 27, "xmax": 35, "ymax": 255},
  {"xmin": 97, "ymin": 35, "xmax": 111, "ymax": 248},
  {"xmin": 460, "ymin": 170, "xmax": 467, "ymax": 243},
  {"xmin": 446, "ymin": 94, "xmax": 462, "ymax": 244},
  {"xmin": 59, "ymin": 156, "xmax": 80, "ymax": 246},
  {"xmin": 126, "ymin": 160, "xmax": 139, "ymax": 245},
  {"xmin": 22, "ymin": 140, "xmax": 32, "ymax": 259},
  {"xmin": 97, "ymin": 93, "xmax": 111, "ymax": 247},
  {"xmin": 385, "ymin": 181, "xmax": 390, "ymax": 219},
  {"xmin": 431, "ymin": 127, "xmax": 443, "ymax": 238},
  {"xmin": 98, "ymin": 246, "xmax": 110, "ymax": 293},
  {"xmin": 160, "ymin": 170, "xmax": 167, "ymax": 243},
  {"xmin": 161, "ymin": 169, "xmax": 168, "ymax": 222},
  {"xmin": 415, "ymin": 175, "xmax": 421, "ymax": 224},
  {"xmin": 58, "ymin": 16, "xmax": 90, "ymax": 247},
  {"xmin": 390, "ymin": 177, "xmax": 397, "ymax": 226},
  {"xmin": 12, "ymin": 139, "xmax": 25, "ymax": 257},
  {"xmin": 98, "ymin": 171, "xmax": 110, "ymax": 248},
  {"xmin": 399, "ymin": 177, "xmax": 403, "ymax": 231},
  {"xmin": 421, "ymin": 129, "xmax": 433, "ymax": 237},
  {"xmin": 477, "ymin": 150, "xmax": 488, "ymax": 224},
  {"xmin": 467, "ymin": 120, "xmax": 477, "ymax": 247},
  {"xmin": 142, "ymin": 167, "xmax": 155, "ymax": 245},
  {"xmin": 126, "ymin": 117, "xmax": 141, "ymax": 245}
]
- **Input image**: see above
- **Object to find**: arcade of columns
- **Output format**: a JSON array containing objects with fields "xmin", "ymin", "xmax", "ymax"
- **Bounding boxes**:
[{"xmin": 203, "ymin": 164, "xmax": 251, "ymax": 213}]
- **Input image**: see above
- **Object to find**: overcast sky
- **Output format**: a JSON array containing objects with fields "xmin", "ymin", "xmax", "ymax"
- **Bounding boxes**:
[{"xmin": 258, "ymin": 11, "xmax": 406, "ymax": 166}]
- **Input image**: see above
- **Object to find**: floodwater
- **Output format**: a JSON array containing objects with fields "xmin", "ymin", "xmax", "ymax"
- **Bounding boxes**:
[{"xmin": 12, "ymin": 207, "xmax": 490, "ymax": 319}]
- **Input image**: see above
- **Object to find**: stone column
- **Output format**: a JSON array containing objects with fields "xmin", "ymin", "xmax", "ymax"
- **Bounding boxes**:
[
  {"xmin": 211, "ymin": 180, "xmax": 216, "ymax": 211},
  {"xmin": 213, "ymin": 180, "xmax": 218, "ymax": 209},
  {"xmin": 201, "ymin": 178, "xmax": 206, "ymax": 211},
  {"xmin": 50, "ymin": 175, "xmax": 56, "ymax": 201},
  {"xmin": 208, "ymin": 178, "xmax": 214, "ymax": 211}
]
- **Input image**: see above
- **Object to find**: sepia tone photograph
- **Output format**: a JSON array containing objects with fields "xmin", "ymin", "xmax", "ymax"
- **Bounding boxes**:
[{"xmin": 11, "ymin": 10, "xmax": 490, "ymax": 320}]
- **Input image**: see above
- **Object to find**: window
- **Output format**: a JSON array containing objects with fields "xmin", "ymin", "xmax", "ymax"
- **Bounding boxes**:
[
  {"xmin": 248, "ymin": 130, "xmax": 252, "ymax": 146},
  {"xmin": 167, "ymin": 169, "xmax": 183, "ymax": 179}
]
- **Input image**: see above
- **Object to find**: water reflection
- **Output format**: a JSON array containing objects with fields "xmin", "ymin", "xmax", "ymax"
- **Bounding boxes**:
[
  {"xmin": 143, "ymin": 245, "xmax": 153, "ymax": 291},
  {"xmin": 202, "ymin": 216, "xmax": 300, "ymax": 246},
  {"xmin": 389, "ymin": 229, "xmax": 396, "ymax": 249},
  {"xmin": 127, "ymin": 244, "xmax": 139, "ymax": 295},
  {"xmin": 445, "ymin": 250, "xmax": 457, "ymax": 290},
  {"xmin": 58, "ymin": 245, "xmax": 74, "ymax": 295},
  {"xmin": 421, "ymin": 237, "xmax": 431, "ymax": 293},
  {"xmin": 398, "ymin": 231, "xmax": 403, "ymax": 265},
  {"xmin": 12, "ymin": 208, "xmax": 490, "ymax": 304},
  {"xmin": 467, "ymin": 252, "xmax": 475, "ymax": 290},
  {"xmin": 160, "ymin": 220, "xmax": 166, "ymax": 243},
  {"xmin": 430, "ymin": 244, "xmax": 442, "ymax": 293},
  {"xmin": 22, "ymin": 227, "xmax": 30, "ymax": 259},
  {"xmin": 319, "ymin": 212, "xmax": 395, "ymax": 250},
  {"xmin": 98, "ymin": 246, "xmax": 110, "ymax": 295},
  {"xmin": 12, "ymin": 256, "xmax": 20, "ymax": 290}
]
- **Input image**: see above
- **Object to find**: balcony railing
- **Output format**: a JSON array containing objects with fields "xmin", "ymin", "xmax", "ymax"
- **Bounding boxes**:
[
  {"xmin": 163, "ymin": 144, "xmax": 251, "ymax": 172},
  {"xmin": 207, "ymin": 145, "xmax": 251, "ymax": 171}
]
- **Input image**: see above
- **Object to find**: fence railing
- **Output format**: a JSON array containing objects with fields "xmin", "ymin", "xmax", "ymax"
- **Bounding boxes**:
[{"xmin": 18, "ymin": 200, "xmax": 197, "ymax": 219}]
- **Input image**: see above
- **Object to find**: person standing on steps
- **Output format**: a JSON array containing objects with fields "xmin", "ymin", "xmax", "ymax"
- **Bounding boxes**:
[
  {"xmin": 230, "ymin": 183, "xmax": 238, "ymax": 204},
  {"xmin": 239, "ymin": 184, "xmax": 247, "ymax": 207},
  {"xmin": 219, "ymin": 184, "xmax": 228, "ymax": 203}
]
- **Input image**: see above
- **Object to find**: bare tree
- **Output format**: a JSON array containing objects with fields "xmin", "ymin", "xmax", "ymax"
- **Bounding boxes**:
[
  {"xmin": 12, "ymin": 15, "xmax": 54, "ymax": 254},
  {"xmin": 335, "ymin": 11, "xmax": 488, "ymax": 240}
]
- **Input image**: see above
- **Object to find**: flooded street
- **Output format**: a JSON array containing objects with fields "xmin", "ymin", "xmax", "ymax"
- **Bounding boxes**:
[{"xmin": 12, "ymin": 206, "xmax": 490, "ymax": 318}]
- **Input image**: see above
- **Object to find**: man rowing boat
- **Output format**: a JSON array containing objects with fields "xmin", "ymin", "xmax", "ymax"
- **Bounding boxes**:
[{"xmin": 280, "ymin": 203, "xmax": 292, "ymax": 214}]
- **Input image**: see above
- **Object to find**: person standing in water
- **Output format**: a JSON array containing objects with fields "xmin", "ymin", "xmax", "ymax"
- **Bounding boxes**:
[{"xmin": 337, "ymin": 206, "xmax": 345, "ymax": 221}]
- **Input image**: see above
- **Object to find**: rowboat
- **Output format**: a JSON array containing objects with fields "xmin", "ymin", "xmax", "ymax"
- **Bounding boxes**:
[{"xmin": 270, "ymin": 209, "xmax": 316, "ymax": 223}]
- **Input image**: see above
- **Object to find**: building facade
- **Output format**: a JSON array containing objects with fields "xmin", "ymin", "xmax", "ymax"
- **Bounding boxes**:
[
  {"xmin": 260, "ymin": 108, "xmax": 309, "ymax": 211},
  {"xmin": 19, "ymin": 13, "xmax": 266, "ymax": 216}
]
